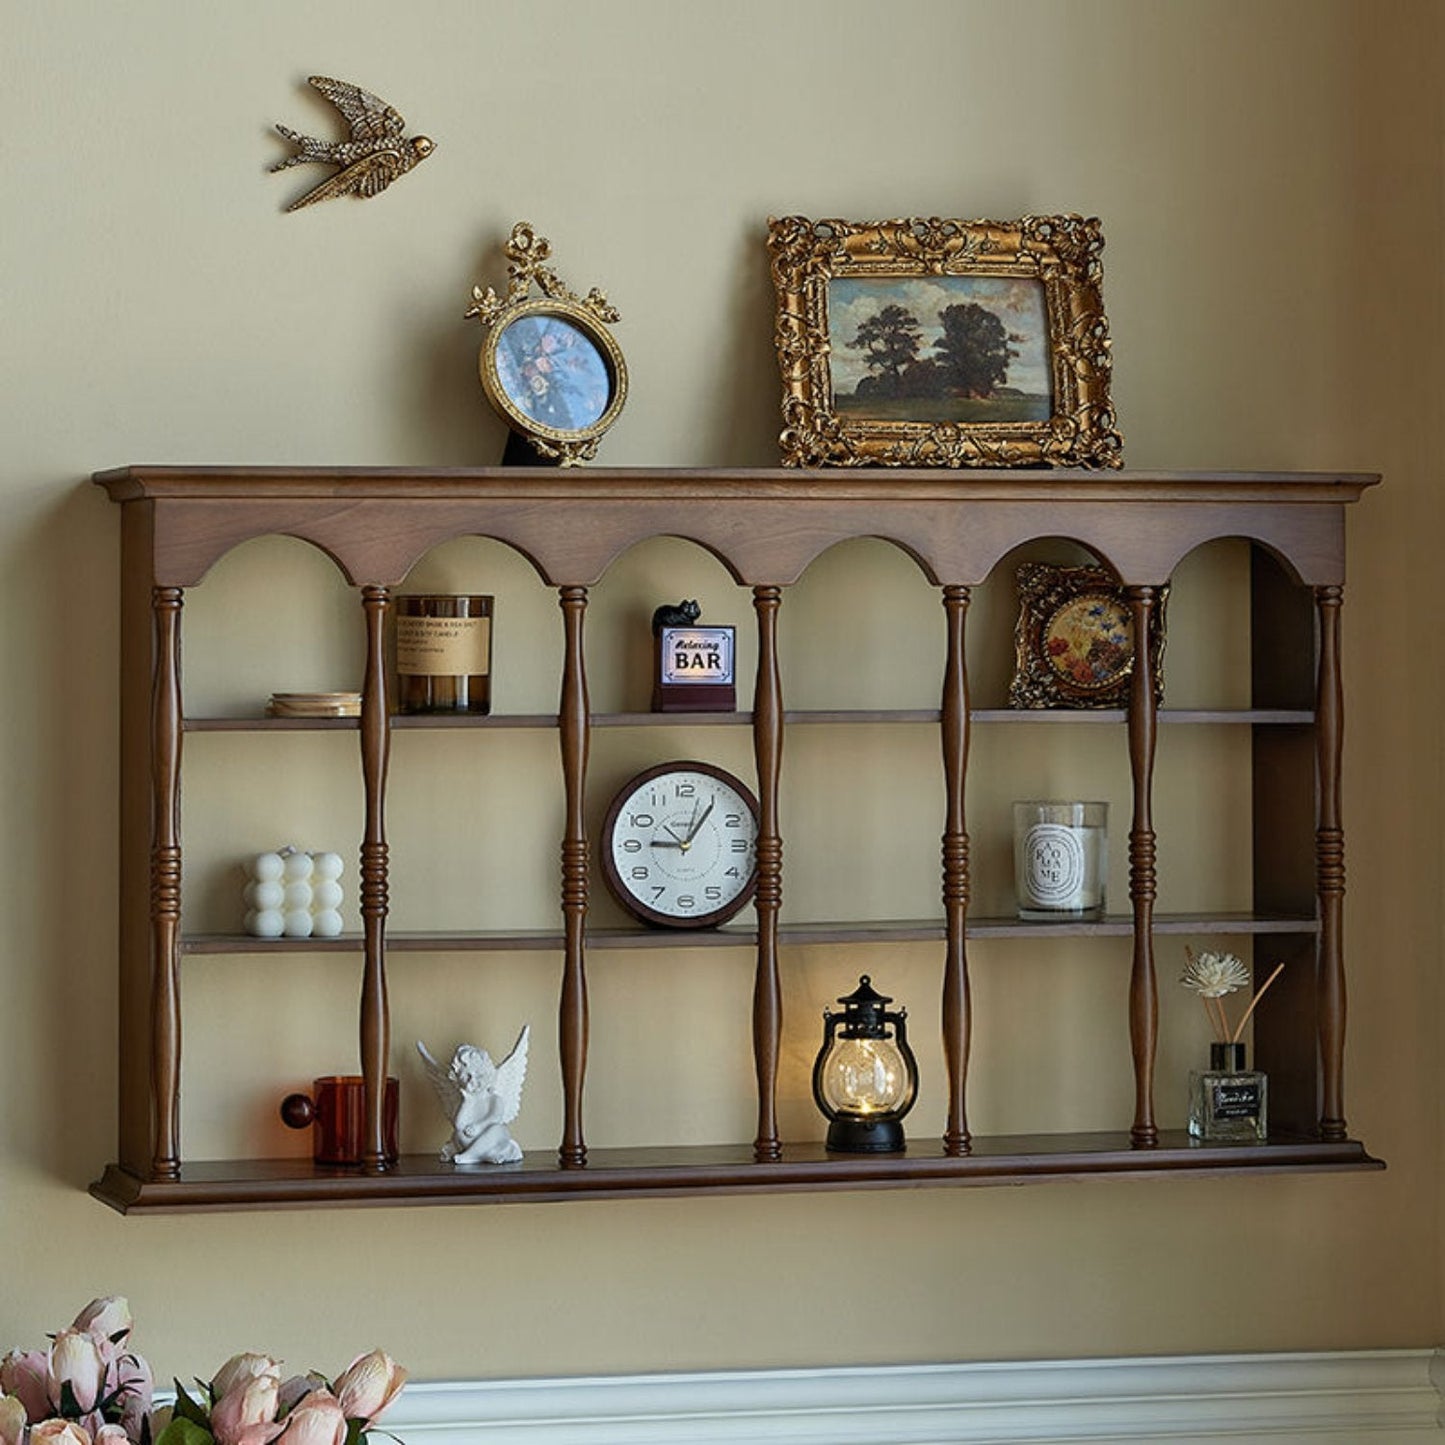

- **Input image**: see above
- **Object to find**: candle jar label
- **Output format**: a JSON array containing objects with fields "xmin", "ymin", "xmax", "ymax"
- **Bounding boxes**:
[
  {"xmin": 1022, "ymin": 824, "xmax": 1087, "ymax": 904},
  {"xmin": 1013, "ymin": 800, "xmax": 1107, "ymax": 920},
  {"xmin": 396, "ymin": 615, "xmax": 492, "ymax": 675},
  {"xmin": 395, "ymin": 594, "xmax": 493, "ymax": 715}
]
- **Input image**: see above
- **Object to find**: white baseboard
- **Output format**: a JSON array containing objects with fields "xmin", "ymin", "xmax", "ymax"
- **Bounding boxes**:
[{"xmin": 384, "ymin": 1349, "xmax": 1444, "ymax": 1443}]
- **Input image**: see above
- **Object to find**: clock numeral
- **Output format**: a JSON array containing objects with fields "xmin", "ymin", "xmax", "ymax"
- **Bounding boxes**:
[
  {"xmin": 675, "ymin": 782, "xmax": 696, "ymax": 798},
  {"xmin": 677, "ymin": 895, "xmax": 695, "ymax": 910},
  {"xmin": 725, "ymin": 866, "xmax": 741, "ymax": 878},
  {"xmin": 650, "ymin": 886, "xmax": 666, "ymax": 901},
  {"xmin": 731, "ymin": 839, "xmax": 750, "ymax": 853},
  {"xmin": 724, "ymin": 813, "xmax": 742, "ymax": 827},
  {"xmin": 631, "ymin": 866, "xmax": 649, "ymax": 880},
  {"xmin": 622, "ymin": 838, "xmax": 642, "ymax": 853},
  {"xmin": 630, "ymin": 812, "xmax": 654, "ymax": 828},
  {"xmin": 705, "ymin": 886, "xmax": 722, "ymax": 902}
]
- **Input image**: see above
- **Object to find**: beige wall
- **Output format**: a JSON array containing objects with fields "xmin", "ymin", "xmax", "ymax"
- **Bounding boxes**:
[{"xmin": 3, "ymin": 0, "xmax": 1441, "ymax": 1384}]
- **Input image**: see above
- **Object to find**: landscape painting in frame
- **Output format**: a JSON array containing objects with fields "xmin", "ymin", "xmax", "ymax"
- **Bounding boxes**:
[
  {"xmin": 767, "ymin": 214, "xmax": 1123, "ymax": 468},
  {"xmin": 829, "ymin": 274, "xmax": 1052, "ymax": 425}
]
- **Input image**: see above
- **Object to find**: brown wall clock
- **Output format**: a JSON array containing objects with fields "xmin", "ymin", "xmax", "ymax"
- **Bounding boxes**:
[{"xmin": 600, "ymin": 761, "xmax": 759, "ymax": 928}]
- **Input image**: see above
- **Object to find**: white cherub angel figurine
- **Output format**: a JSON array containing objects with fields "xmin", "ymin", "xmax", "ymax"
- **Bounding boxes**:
[{"xmin": 417, "ymin": 1025, "xmax": 530, "ymax": 1165}]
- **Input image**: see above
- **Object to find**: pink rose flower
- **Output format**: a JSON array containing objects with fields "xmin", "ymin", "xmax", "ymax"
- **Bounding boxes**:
[
  {"xmin": 210, "ymin": 1356, "xmax": 281, "ymax": 1403},
  {"xmin": 276, "ymin": 1390, "xmax": 345, "ymax": 1445},
  {"xmin": 0, "ymin": 1394, "xmax": 26, "ymax": 1445},
  {"xmin": 331, "ymin": 1351, "xmax": 407, "ymax": 1426},
  {"xmin": 31, "ymin": 1422, "xmax": 92, "ymax": 1445},
  {"xmin": 70, "ymin": 1301, "xmax": 133, "ymax": 1348},
  {"xmin": 210, "ymin": 1375, "xmax": 283, "ymax": 1445},
  {"xmin": 94, "ymin": 1428, "xmax": 131, "ymax": 1445},
  {"xmin": 47, "ymin": 1334, "xmax": 106, "ymax": 1416},
  {"xmin": 113, "ymin": 1351, "xmax": 153, "ymax": 1441},
  {"xmin": 0, "ymin": 1351, "xmax": 50, "ymax": 1420},
  {"xmin": 276, "ymin": 1375, "xmax": 325, "ymax": 1417}
]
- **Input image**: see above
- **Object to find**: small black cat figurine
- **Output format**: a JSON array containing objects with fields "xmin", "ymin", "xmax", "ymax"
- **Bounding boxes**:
[{"xmin": 651, "ymin": 598, "xmax": 701, "ymax": 634}]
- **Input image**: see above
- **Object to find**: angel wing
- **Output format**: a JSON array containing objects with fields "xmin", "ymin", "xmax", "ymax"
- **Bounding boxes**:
[
  {"xmin": 416, "ymin": 1040, "xmax": 463, "ymax": 1120},
  {"xmin": 491, "ymin": 1024, "xmax": 530, "ymax": 1125},
  {"xmin": 307, "ymin": 75, "xmax": 407, "ymax": 143}
]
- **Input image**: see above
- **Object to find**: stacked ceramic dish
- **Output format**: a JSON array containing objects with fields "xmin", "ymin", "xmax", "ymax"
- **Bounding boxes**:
[{"xmin": 266, "ymin": 691, "xmax": 363, "ymax": 718}]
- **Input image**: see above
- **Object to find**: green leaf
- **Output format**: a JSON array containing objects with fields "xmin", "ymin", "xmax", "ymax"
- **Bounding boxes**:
[
  {"xmin": 343, "ymin": 1420, "xmax": 367, "ymax": 1445},
  {"xmin": 58, "ymin": 1381, "xmax": 83, "ymax": 1419},
  {"xmin": 154, "ymin": 1418, "xmax": 216, "ymax": 1445},
  {"xmin": 171, "ymin": 1381, "xmax": 212, "ymax": 1429}
]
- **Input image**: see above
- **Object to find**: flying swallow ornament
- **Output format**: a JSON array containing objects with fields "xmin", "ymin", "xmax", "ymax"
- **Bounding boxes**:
[{"xmin": 271, "ymin": 75, "xmax": 434, "ymax": 212}]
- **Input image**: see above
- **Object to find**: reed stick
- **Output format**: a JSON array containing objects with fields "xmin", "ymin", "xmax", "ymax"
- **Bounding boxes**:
[{"xmin": 1229, "ymin": 961, "xmax": 1286, "ymax": 1044}]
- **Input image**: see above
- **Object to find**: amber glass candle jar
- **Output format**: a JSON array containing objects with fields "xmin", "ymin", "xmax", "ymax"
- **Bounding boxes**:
[{"xmin": 395, "ymin": 594, "xmax": 493, "ymax": 714}]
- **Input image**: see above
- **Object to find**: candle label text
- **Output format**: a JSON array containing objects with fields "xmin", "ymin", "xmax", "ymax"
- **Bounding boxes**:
[
  {"xmin": 397, "ymin": 616, "xmax": 492, "ymax": 676},
  {"xmin": 1022, "ymin": 823, "xmax": 1087, "ymax": 905}
]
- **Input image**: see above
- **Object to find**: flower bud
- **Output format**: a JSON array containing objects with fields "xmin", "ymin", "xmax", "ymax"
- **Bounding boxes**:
[
  {"xmin": 48, "ymin": 1333, "xmax": 106, "ymax": 1415},
  {"xmin": 70, "ymin": 1300, "xmax": 133, "ymax": 1346},
  {"xmin": 94, "ymin": 1428, "xmax": 131, "ymax": 1445},
  {"xmin": 210, "ymin": 1356, "xmax": 281, "ymax": 1403},
  {"xmin": 276, "ymin": 1375, "xmax": 324, "ymax": 1417},
  {"xmin": 1, "ymin": 1350, "xmax": 51, "ymax": 1420},
  {"xmin": 275, "ymin": 1390, "xmax": 345, "ymax": 1445},
  {"xmin": 0, "ymin": 1394, "xmax": 26, "ymax": 1445},
  {"xmin": 31, "ymin": 1422, "xmax": 92, "ymax": 1445},
  {"xmin": 331, "ymin": 1351, "xmax": 406, "ymax": 1427},
  {"xmin": 114, "ymin": 1352, "xmax": 154, "ymax": 1441},
  {"xmin": 210, "ymin": 1375, "xmax": 283, "ymax": 1445}
]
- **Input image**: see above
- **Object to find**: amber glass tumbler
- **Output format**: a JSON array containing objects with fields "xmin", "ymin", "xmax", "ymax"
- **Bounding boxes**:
[{"xmin": 281, "ymin": 1075, "xmax": 399, "ymax": 1165}]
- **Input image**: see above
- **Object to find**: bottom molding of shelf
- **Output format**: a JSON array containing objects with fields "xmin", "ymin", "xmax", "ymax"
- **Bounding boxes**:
[{"xmin": 90, "ymin": 1132, "xmax": 1383, "ymax": 1213}]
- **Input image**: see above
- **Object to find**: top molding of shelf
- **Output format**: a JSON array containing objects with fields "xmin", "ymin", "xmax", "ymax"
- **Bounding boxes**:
[
  {"xmin": 94, "ymin": 464, "xmax": 1381, "ymax": 504},
  {"xmin": 92, "ymin": 465, "xmax": 1380, "ymax": 591}
]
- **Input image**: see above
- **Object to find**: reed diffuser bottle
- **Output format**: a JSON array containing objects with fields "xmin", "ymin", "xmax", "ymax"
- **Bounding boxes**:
[{"xmin": 1180, "ymin": 949, "xmax": 1284, "ymax": 1143}]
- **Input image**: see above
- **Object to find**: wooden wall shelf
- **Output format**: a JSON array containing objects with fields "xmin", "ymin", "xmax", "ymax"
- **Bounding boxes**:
[
  {"xmin": 183, "ymin": 707, "xmax": 1317, "ymax": 732},
  {"xmin": 91, "ymin": 1132, "xmax": 1378, "ymax": 1214},
  {"xmin": 91, "ymin": 465, "xmax": 1381, "ymax": 1213}
]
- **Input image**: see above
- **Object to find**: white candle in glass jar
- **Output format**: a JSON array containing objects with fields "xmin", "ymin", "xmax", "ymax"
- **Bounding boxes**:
[{"xmin": 1013, "ymin": 801, "xmax": 1108, "ymax": 920}]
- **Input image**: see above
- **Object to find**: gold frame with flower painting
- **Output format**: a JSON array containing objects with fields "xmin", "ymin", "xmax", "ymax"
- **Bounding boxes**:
[{"xmin": 1009, "ymin": 562, "xmax": 1167, "ymax": 709}]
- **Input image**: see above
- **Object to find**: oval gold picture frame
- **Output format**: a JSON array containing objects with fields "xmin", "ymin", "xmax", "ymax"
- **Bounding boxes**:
[{"xmin": 480, "ymin": 296, "xmax": 628, "ymax": 459}]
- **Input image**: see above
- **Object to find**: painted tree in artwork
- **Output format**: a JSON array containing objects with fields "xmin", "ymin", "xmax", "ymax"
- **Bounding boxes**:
[
  {"xmin": 847, "ymin": 304, "xmax": 922, "ymax": 389},
  {"xmin": 933, "ymin": 302, "xmax": 1019, "ymax": 398}
]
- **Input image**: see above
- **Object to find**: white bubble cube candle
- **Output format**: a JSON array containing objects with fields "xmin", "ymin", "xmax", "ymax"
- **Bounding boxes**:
[{"xmin": 244, "ymin": 846, "xmax": 345, "ymax": 937}]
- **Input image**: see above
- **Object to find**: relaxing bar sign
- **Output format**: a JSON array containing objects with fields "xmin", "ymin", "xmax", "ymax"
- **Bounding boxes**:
[{"xmin": 654, "ymin": 625, "xmax": 736, "ymax": 712}]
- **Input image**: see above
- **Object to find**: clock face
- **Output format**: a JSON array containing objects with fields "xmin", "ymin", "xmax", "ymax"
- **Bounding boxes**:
[{"xmin": 601, "ymin": 761, "xmax": 759, "ymax": 928}]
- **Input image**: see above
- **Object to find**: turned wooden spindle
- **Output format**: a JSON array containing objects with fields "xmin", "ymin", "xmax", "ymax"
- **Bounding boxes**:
[
  {"xmin": 558, "ymin": 586, "xmax": 591, "ymax": 1167},
  {"xmin": 1314, "ymin": 585, "xmax": 1347, "ymax": 1141},
  {"xmin": 940, "ymin": 585, "xmax": 972, "ymax": 1155},
  {"xmin": 751, "ymin": 585, "xmax": 784, "ymax": 1162},
  {"xmin": 358, "ymin": 586, "xmax": 393, "ymax": 1172},
  {"xmin": 1125, "ymin": 585, "xmax": 1160, "ymax": 1148},
  {"xmin": 150, "ymin": 586, "xmax": 184, "ymax": 1181}
]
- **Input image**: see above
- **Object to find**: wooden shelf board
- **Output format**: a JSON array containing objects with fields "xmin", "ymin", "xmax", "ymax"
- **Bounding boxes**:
[
  {"xmin": 179, "ymin": 912, "xmax": 1319, "ymax": 956},
  {"xmin": 183, "ymin": 708, "xmax": 1316, "ymax": 733},
  {"xmin": 90, "ymin": 1132, "xmax": 1382, "ymax": 1213}
]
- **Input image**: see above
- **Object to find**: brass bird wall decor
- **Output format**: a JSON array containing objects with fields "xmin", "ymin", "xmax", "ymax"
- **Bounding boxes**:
[{"xmin": 271, "ymin": 75, "xmax": 434, "ymax": 212}]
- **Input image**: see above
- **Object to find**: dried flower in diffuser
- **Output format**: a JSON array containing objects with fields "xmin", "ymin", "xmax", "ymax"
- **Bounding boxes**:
[{"xmin": 1180, "ymin": 946, "xmax": 1285, "ymax": 1044}]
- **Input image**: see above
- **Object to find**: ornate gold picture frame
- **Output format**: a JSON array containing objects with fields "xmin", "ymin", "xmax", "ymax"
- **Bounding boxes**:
[
  {"xmin": 767, "ymin": 215, "xmax": 1123, "ymax": 469},
  {"xmin": 467, "ymin": 222, "xmax": 628, "ymax": 466},
  {"xmin": 1009, "ymin": 563, "xmax": 1167, "ymax": 709}
]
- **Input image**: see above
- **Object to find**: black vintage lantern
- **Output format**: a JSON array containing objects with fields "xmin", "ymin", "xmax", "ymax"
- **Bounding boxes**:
[{"xmin": 811, "ymin": 975, "xmax": 919, "ymax": 1153}]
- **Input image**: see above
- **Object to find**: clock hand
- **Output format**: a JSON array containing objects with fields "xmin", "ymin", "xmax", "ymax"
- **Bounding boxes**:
[
  {"xmin": 684, "ymin": 798, "xmax": 715, "ymax": 844},
  {"xmin": 650, "ymin": 838, "xmax": 685, "ymax": 849}
]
